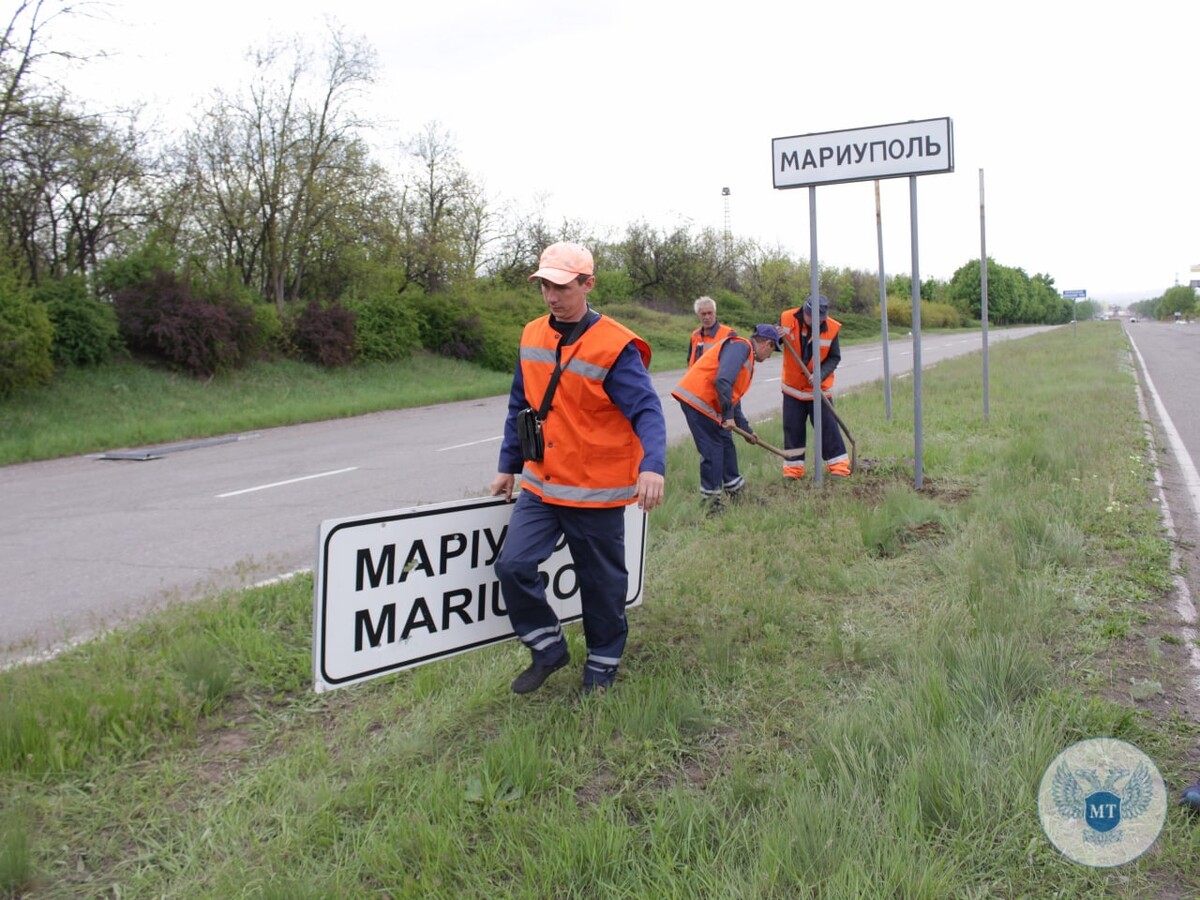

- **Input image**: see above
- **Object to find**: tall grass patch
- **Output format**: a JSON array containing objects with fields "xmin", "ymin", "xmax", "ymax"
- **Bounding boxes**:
[{"xmin": 1, "ymin": 323, "xmax": 1192, "ymax": 896}]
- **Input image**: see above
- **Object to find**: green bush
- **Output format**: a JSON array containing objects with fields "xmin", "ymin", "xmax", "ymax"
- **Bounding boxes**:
[
  {"xmin": 475, "ymin": 318, "xmax": 523, "ymax": 373},
  {"xmin": 95, "ymin": 240, "xmax": 178, "ymax": 299},
  {"xmin": 0, "ymin": 277, "xmax": 53, "ymax": 398},
  {"xmin": 592, "ymin": 269, "xmax": 634, "ymax": 304},
  {"xmin": 249, "ymin": 302, "xmax": 285, "ymax": 358},
  {"xmin": 347, "ymin": 293, "xmax": 422, "ymax": 362},
  {"xmin": 599, "ymin": 302, "xmax": 691, "ymax": 362},
  {"xmin": 411, "ymin": 292, "xmax": 485, "ymax": 361},
  {"xmin": 712, "ymin": 289, "xmax": 754, "ymax": 329},
  {"xmin": 885, "ymin": 299, "xmax": 968, "ymax": 329},
  {"xmin": 834, "ymin": 310, "xmax": 883, "ymax": 341},
  {"xmin": 34, "ymin": 276, "xmax": 122, "ymax": 367}
]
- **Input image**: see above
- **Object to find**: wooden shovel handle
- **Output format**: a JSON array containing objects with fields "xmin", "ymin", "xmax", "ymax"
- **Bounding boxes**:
[{"xmin": 729, "ymin": 424, "xmax": 806, "ymax": 460}]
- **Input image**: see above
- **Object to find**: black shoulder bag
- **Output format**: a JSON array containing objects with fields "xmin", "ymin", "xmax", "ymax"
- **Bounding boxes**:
[{"xmin": 517, "ymin": 310, "xmax": 597, "ymax": 462}]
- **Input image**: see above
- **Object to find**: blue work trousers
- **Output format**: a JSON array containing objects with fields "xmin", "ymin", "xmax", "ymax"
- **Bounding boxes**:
[
  {"xmin": 782, "ymin": 394, "xmax": 847, "ymax": 462},
  {"xmin": 679, "ymin": 401, "xmax": 743, "ymax": 496},
  {"xmin": 494, "ymin": 491, "xmax": 629, "ymax": 679}
]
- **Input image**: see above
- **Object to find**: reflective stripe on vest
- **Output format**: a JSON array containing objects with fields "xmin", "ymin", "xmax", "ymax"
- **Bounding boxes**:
[
  {"xmin": 671, "ymin": 336, "xmax": 755, "ymax": 423},
  {"xmin": 518, "ymin": 315, "xmax": 651, "ymax": 509},
  {"xmin": 780, "ymin": 310, "xmax": 840, "ymax": 396}
]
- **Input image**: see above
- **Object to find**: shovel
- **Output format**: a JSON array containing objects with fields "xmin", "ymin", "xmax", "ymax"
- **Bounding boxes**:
[{"xmin": 729, "ymin": 425, "xmax": 806, "ymax": 460}]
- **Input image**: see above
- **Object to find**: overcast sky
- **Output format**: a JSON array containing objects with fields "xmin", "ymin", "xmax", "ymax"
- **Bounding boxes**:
[{"xmin": 49, "ymin": 0, "xmax": 1199, "ymax": 306}]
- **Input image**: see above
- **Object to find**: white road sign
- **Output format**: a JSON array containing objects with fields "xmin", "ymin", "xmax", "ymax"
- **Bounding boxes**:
[
  {"xmin": 772, "ymin": 116, "xmax": 953, "ymax": 189},
  {"xmin": 313, "ymin": 495, "xmax": 647, "ymax": 692}
]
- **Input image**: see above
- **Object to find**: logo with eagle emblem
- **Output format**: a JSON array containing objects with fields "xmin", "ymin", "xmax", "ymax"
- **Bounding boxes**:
[{"xmin": 1038, "ymin": 738, "xmax": 1166, "ymax": 866}]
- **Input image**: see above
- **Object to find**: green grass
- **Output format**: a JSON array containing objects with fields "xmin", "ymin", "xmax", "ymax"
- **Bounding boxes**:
[
  {"xmin": 0, "ymin": 307, "xmax": 921, "ymax": 467},
  {"xmin": 0, "ymin": 352, "xmax": 515, "ymax": 465},
  {"xmin": 3, "ymin": 322, "xmax": 1198, "ymax": 897}
]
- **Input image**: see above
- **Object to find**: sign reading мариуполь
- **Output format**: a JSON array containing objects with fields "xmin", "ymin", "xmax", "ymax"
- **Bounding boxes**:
[
  {"xmin": 772, "ymin": 117, "xmax": 953, "ymax": 189},
  {"xmin": 313, "ymin": 495, "xmax": 646, "ymax": 692}
]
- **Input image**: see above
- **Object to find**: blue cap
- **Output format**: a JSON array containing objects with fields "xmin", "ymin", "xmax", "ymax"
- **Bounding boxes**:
[
  {"xmin": 803, "ymin": 295, "xmax": 829, "ymax": 319},
  {"xmin": 752, "ymin": 324, "xmax": 783, "ymax": 349}
]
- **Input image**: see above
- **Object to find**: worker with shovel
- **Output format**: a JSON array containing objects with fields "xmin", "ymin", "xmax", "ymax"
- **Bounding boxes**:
[
  {"xmin": 672, "ymin": 324, "xmax": 783, "ymax": 513},
  {"xmin": 779, "ymin": 294, "xmax": 852, "ymax": 479}
]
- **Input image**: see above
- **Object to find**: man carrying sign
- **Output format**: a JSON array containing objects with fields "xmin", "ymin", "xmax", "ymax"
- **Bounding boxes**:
[{"xmin": 490, "ymin": 242, "xmax": 667, "ymax": 696}]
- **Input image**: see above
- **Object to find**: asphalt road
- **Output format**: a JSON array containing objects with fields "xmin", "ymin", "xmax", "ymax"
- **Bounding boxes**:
[
  {"xmin": 1, "ymin": 325, "xmax": 1053, "ymax": 666},
  {"xmin": 1124, "ymin": 320, "xmax": 1200, "ymax": 611}
]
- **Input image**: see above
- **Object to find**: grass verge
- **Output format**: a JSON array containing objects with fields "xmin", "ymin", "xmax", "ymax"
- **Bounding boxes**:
[
  {"xmin": 3, "ymin": 322, "xmax": 1198, "ymax": 898},
  {"xmin": 0, "ymin": 308, "xmax": 919, "ymax": 467},
  {"xmin": 0, "ymin": 353, "xmax": 515, "ymax": 466}
]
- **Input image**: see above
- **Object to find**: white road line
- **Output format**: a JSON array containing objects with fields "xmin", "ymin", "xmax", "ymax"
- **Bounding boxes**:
[
  {"xmin": 1128, "ymin": 339, "xmax": 1200, "ymax": 517},
  {"xmin": 439, "ymin": 435, "xmax": 503, "ymax": 451},
  {"xmin": 1129, "ymin": 340, "xmax": 1200, "ymax": 694},
  {"xmin": 216, "ymin": 467, "xmax": 359, "ymax": 498}
]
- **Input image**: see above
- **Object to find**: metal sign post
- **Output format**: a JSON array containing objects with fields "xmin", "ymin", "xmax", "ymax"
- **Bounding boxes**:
[
  {"xmin": 1063, "ymin": 289, "xmax": 1087, "ymax": 336},
  {"xmin": 772, "ymin": 117, "xmax": 954, "ymax": 490},
  {"xmin": 809, "ymin": 186, "xmax": 824, "ymax": 486},
  {"xmin": 910, "ymin": 176, "xmax": 924, "ymax": 489},
  {"xmin": 875, "ymin": 181, "xmax": 892, "ymax": 422},
  {"xmin": 979, "ymin": 169, "xmax": 990, "ymax": 421}
]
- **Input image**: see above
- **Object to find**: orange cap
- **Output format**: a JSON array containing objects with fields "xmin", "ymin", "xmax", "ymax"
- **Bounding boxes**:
[{"xmin": 529, "ymin": 241, "xmax": 594, "ymax": 284}]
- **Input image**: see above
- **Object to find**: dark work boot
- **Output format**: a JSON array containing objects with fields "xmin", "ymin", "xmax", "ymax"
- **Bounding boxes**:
[
  {"xmin": 511, "ymin": 651, "xmax": 569, "ymax": 694},
  {"xmin": 582, "ymin": 663, "xmax": 618, "ymax": 694}
]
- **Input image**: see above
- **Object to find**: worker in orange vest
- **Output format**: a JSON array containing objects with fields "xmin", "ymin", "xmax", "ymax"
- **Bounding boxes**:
[
  {"xmin": 491, "ymin": 242, "xmax": 667, "ymax": 696},
  {"xmin": 779, "ymin": 294, "xmax": 851, "ymax": 479},
  {"xmin": 673, "ymin": 324, "xmax": 782, "ymax": 513},
  {"xmin": 686, "ymin": 296, "xmax": 736, "ymax": 367}
]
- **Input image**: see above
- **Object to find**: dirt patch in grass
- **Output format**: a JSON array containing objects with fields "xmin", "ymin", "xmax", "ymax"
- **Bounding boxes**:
[
  {"xmin": 905, "ymin": 520, "xmax": 945, "ymax": 541},
  {"xmin": 193, "ymin": 695, "xmax": 260, "ymax": 785}
]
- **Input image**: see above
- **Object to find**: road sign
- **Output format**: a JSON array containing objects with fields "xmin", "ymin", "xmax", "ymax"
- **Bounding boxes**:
[
  {"xmin": 772, "ymin": 117, "xmax": 953, "ymax": 189},
  {"xmin": 1063, "ymin": 289, "xmax": 1088, "ymax": 299},
  {"xmin": 313, "ymin": 495, "xmax": 647, "ymax": 692}
]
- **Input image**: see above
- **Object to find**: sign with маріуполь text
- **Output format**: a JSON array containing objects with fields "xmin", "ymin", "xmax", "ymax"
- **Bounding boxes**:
[
  {"xmin": 313, "ymin": 495, "xmax": 647, "ymax": 692},
  {"xmin": 772, "ymin": 117, "xmax": 953, "ymax": 189}
]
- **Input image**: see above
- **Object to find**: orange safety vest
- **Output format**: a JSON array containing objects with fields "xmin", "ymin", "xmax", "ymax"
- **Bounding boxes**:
[
  {"xmin": 671, "ymin": 336, "xmax": 755, "ymax": 423},
  {"xmin": 688, "ymin": 322, "xmax": 735, "ymax": 367},
  {"xmin": 780, "ymin": 310, "xmax": 841, "ymax": 401},
  {"xmin": 518, "ymin": 315, "xmax": 652, "ymax": 509}
]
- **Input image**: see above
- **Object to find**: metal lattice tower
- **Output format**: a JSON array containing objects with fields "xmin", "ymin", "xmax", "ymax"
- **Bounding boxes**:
[{"xmin": 721, "ymin": 187, "xmax": 731, "ymax": 249}]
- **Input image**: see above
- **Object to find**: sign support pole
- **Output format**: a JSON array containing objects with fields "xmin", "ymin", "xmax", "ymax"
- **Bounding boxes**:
[
  {"xmin": 809, "ymin": 185, "xmax": 824, "ymax": 487},
  {"xmin": 910, "ymin": 175, "xmax": 923, "ymax": 490},
  {"xmin": 979, "ymin": 169, "xmax": 990, "ymax": 421},
  {"xmin": 876, "ymin": 181, "xmax": 892, "ymax": 422}
]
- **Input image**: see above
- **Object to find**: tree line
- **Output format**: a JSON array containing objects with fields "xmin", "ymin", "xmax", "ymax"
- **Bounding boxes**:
[
  {"xmin": 0, "ymin": 3, "xmax": 1132, "ymax": 399},
  {"xmin": 1129, "ymin": 285, "xmax": 1197, "ymax": 322}
]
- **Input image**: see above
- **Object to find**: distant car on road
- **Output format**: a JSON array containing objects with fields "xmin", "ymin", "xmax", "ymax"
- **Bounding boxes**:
[{"xmin": 1129, "ymin": 317, "xmax": 1138, "ymax": 323}]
